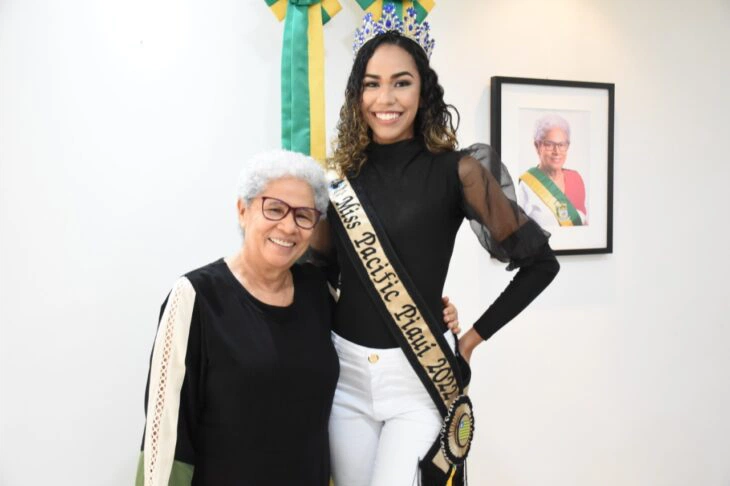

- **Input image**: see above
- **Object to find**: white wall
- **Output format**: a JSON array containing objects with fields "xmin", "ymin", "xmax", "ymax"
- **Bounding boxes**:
[{"xmin": 1, "ymin": 0, "xmax": 728, "ymax": 484}]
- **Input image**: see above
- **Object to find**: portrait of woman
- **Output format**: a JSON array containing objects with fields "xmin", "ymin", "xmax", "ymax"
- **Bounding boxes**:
[{"xmin": 518, "ymin": 113, "xmax": 588, "ymax": 227}]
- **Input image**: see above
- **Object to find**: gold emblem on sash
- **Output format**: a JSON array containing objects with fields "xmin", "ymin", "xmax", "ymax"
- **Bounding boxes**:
[
  {"xmin": 555, "ymin": 201, "xmax": 570, "ymax": 223},
  {"xmin": 441, "ymin": 395, "xmax": 475, "ymax": 466}
]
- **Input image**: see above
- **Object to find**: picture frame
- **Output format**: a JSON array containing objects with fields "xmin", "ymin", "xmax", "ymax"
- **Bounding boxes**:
[{"xmin": 490, "ymin": 76, "xmax": 614, "ymax": 255}]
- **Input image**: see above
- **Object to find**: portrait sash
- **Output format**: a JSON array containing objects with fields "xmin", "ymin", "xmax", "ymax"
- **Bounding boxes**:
[
  {"xmin": 329, "ymin": 177, "xmax": 473, "ymax": 484},
  {"xmin": 520, "ymin": 167, "xmax": 583, "ymax": 226}
]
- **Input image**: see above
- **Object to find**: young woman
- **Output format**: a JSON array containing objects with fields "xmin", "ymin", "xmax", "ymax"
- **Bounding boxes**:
[{"xmin": 311, "ymin": 12, "xmax": 561, "ymax": 486}]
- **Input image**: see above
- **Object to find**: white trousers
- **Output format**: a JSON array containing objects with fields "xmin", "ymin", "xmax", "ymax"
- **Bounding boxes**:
[{"xmin": 329, "ymin": 331, "xmax": 455, "ymax": 486}]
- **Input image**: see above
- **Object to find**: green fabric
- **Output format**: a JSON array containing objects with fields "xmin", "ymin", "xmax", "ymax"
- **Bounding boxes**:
[
  {"xmin": 281, "ymin": 3, "xmax": 312, "ymax": 154},
  {"xmin": 135, "ymin": 452, "xmax": 195, "ymax": 486},
  {"xmin": 354, "ymin": 0, "xmax": 376, "ymax": 9},
  {"xmin": 135, "ymin": 453, "xmax": 143, "ymax": 486},
  {"xmin": 281, "ymin": 6, "xmax": 295, "ymax": 150},
  {"xmin": 275, "ymin": 0, "xmax": 339, "ymax": 155},
  {"xmin": 264, "ymin": 0, "xmax": 279, "ymax": 6},
  {"xmin": 353, "ymin": 1, "xmax": 432, "ymax": 21},
  {"xmin": 526, "ymin": 167, "xmax": 583, "ymax": 225},
  {"xmin": 413, "ymin": 3, "xmax": 428, "ymax": 22},
  {"xmin": 168, "ymin": 461, "xmax": 195, "ymax": 486}
]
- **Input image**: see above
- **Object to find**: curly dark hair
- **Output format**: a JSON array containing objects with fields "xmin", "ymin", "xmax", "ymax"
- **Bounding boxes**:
[{"xmin": 330, "ymin": 31, "xmax": 460, "ymax": 176}]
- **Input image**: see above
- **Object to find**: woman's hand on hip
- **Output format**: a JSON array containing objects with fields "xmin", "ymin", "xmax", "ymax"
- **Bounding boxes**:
[{"xmin": 442, "ymin": 296, "xmax": 460, "ymax": 334}]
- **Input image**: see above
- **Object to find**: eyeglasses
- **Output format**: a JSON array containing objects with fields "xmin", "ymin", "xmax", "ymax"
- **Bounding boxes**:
[
  {"xmin": 259, "ymin": 196, "xmax": 322, "ymax": 230},
  {"xmin": 539, "ymin": 140, "xmax": 570, "ymax": 152}
]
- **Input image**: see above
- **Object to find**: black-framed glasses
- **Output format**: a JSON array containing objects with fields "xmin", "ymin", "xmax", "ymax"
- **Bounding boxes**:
[
  {"xmin": 539, "ymin": 140, "xmax": 570, "ymax": 152},
  {"xmin": 260, "ymin": 196, "xmax": 322, "ymax": 230}
]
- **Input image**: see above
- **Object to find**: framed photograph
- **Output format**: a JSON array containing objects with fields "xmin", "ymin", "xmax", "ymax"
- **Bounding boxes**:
[{"xmin": 491, "ymin": 76, "xmax": 614, "ymax": 255}]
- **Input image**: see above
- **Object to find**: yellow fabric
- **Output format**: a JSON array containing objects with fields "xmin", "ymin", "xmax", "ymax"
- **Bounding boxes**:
[
  {"xmin": 267, "ymin": 0, "xmax": 340, "ymax": 163},
  {"xmin": 520, "ymin": 171, "xmax": 575, "ymax": 227},
  {"xmin": 321, "ymin": 0, "xmax": 342, "ymax": 18},
  {"xmin": 366, "ymin": 0, "xmax": 383, "ymax": 19},
  {"xmin": 307, "ymin": 5, "xmax": 326, "ymax": 163},
  {"xmin": 363, "ymin": 1, "xmax": 435, "ymax": 22},
  {"xmin": 269, "ymin": 0, "xmax": 288, "ymax": 21},
  {"xmin": 445, "ymin": 465, "xmax": 457, "ymax": 486}
]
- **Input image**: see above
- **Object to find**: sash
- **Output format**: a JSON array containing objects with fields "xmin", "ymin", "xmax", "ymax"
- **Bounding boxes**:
[
  {"xmin": 520, "ymin": 167, "xmax": 583, "ymax": 226},
  {"xmin": 329, "ymin": 177, "xmax": 474, "ymax": 484}
]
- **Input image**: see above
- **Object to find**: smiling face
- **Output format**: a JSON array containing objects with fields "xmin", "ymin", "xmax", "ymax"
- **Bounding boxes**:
[
  {"xmin": 238, "ymin": 177, "xmax": 316, "ymax": 272},
  {"xmin": 360, "ymin": 43, "xmax": 421, "ymax": 145},
  {"xmin": 535, "ymin": 127, "xmax": 570, "ymax": 172}
]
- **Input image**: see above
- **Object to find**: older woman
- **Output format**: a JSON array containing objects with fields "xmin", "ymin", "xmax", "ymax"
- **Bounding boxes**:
[
  {"xmin": 518, "ymin": 113, "xmax": 587, "ymax": 227},
  {"xmin": 135, "ymin": 150, "xmax": 459, "ymax": 486},
  {"xmin": 135, "ymin": 150, "xmax": 338, "ymax": 485}
]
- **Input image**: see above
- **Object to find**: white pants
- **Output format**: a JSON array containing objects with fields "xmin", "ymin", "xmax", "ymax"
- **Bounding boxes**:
[{"xmin": 329, "ymin": 331, "xmax": 455, "ymax": 486}]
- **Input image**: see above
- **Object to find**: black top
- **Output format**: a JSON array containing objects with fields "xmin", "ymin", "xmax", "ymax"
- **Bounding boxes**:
[
  {"xmin": 330, "ymin": 139, "xmax": 559, "ymax": 348},
  {"xmin": 138, "ymin": 260, "xmax": 339, "ymax": 486}
]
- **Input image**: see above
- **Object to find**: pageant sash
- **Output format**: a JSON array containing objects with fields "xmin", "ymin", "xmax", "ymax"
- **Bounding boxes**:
[
  {"xmin": 329, "ymin": 177, "xmax": 474, "ymax": 481},
  {"xmin": 520, "ymin": 167, "xmax": 583, "ymax": 226}
]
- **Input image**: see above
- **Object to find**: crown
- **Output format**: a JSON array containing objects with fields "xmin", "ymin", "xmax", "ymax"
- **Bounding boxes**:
[{"xmin": 353, "ymin": 4, "xmax": 435, "ymax": 59}]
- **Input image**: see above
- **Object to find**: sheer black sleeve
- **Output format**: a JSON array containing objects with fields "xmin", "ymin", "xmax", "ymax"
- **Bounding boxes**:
[{"xmin": 458, "ymin": 143, "xmax": 560, "ymax": 340}]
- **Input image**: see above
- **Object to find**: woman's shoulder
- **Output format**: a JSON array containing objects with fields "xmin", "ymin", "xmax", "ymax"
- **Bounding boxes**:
[
  {"xmin": 563, "ymin": 168, "xmax": 585, "ymax": 182},
  {"xmin": 421, "ymin": 144, "xmax": 501, "ymax": 195},
  {"xmin": 447, "ymin": 143, "xmax": 497, "ymax": 182},
  {"xmin": 429, "ymin": 146, "xmax": 461, "ymax": 163},
  {"xmin": 292, "ymin": 262, "xmax": 333, "ymax": 310},
  {"xmin": 422, "ymin": 147, "xmax": 461, "ymax": 181},
  {"xmin": 455, "ymin": 143, "xmax": 501, "ymax": 165},
  {"xmin": 292, "ymin": 262, "xmax": 328, "ymax": 288},
  {"xmin": 153, "ymin": 260, "xmax": 227, "ymax": 318},
  {"xmin": 176, "ymin": 258, "xmax": 230, "ymax": 296}
]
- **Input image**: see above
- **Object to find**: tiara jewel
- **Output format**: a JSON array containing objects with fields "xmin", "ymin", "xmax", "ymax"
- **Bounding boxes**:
[{"xmin": 353, "ymin": 4, "xmax": 436, "ymax": 59}]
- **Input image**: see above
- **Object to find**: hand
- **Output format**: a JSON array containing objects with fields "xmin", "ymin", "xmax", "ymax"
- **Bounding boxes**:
[
  {"xmin": 441, "ymin": 296, "xmax": 460, "ymax": 335},
  {"xmin": 457, "ymin": 328, "xmax": 483, "ymax": 364}
]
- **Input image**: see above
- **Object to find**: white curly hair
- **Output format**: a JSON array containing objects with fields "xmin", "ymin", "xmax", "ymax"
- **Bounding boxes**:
[
  {"xmin": 237, "ymin": 150, "xmax": 329, "ymax": 217},
  {"xmin": 534, "ymin": 113, "xmax": 571, "ymax": 143}
]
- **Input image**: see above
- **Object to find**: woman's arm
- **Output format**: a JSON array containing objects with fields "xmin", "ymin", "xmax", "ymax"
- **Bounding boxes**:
[
  {"xmin": 136, "ymin": 278, "xmax": 202, "ymax": 486},
  {"xmin": 303, "ymin": 218, "xmax": 340, "ymax": 288},
  {"xmin": 442, "ymin": 295, "xmax": 461, "ymax": 334},
  {"xmin": 458, "ymin": 242, "xmax": 559, "ymax": 360},
  {"xmin": 456, "ymin": 147, "xmax": 560, "ymax": 360},
  {"xmin": 309, "ymin": 218, "xmax": 334, "ymax": 257}
]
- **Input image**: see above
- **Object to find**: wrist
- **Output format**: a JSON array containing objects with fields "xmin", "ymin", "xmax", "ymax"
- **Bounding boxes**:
[{"xmin": 458, "ymin": 328, "xmax": 484, "ymax": 361}]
